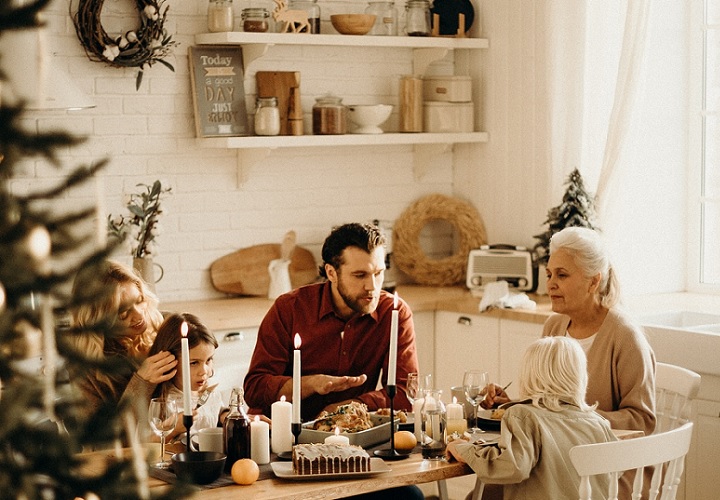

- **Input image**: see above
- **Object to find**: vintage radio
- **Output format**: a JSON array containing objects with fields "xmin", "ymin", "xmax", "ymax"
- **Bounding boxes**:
[{"xmin": 466, "ymin": 245, "xmax": 537, "ymax": 292}]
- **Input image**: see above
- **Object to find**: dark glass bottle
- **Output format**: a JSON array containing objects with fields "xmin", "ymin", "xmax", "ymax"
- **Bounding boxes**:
[{"xmin": 223, "ymin": 387, "xmax": 251, "ymax": 472}]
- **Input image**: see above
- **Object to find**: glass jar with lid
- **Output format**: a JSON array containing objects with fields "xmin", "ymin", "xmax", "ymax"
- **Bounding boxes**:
[
  {"xmin": 365, "ymin": 1, "xmax": 398, "ymax": 36},
  {"xmin": 242, "ymin": 7, "xmax": 270, "ymax": 32},
  {"xmin": 312, "ymin": 94, "xmax": 347, "ymax": 135},
  {"xmin": 404, "ymin": 0, "xmax": 430, "ymax": 36},
  {"xmin": 254, "ymin": 97, "xmax": 280, "ymax": 136},
  {"xmin": 288, "ymin": 0, "xmax": 320, "ymax": 33},
  {"xmin": 207, "ymin": 0, "xmax": 234, "ymax": 32}
]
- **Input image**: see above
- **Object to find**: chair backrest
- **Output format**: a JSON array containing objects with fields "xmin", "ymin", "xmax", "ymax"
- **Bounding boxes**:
[
  {"xmin": 655, "ymin": 362, "xmax": 701, "ymax": 433},
  {"xmin": 569, "ymin": 422, "xmax": 694, "ymax": 500}
]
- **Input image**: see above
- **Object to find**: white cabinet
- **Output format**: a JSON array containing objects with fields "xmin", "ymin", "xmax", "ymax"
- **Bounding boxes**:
[
  {"xmin": 685, "ymin": 374, "xmax": 720, "ymax": 500},
  {"xmin": 193, "ymin": 32, "xmax": 488, "ymax": 150},
  {"xmin": 433, "ymin": 311, "xmax": 500, "ymax": 401},
  {"xmin": 412, "ymin": 310, "xmax": 435, "ymax": 382},
  {"xmin": 498, "ymin": 319, "xmax": 543, "ymax": 400}
]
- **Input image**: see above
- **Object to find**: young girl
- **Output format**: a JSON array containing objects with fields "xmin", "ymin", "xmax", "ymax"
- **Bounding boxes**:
[
  {"xmin": 147, "ymin": 312, "xmax": 224, "ymax": 441},
  {"xmin": 446, "ymin": 336, "xmax": 617, "ymax": 499}
]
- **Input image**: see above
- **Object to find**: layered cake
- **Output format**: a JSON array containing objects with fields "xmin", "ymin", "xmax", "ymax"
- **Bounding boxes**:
[{"xmin": 292, "ymin": 443, "xmax": 371, "ymax": 475}]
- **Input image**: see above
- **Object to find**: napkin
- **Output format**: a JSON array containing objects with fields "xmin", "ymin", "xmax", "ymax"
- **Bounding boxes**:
[{"xmin": 478, "ymin": 280, "xmax": 537, "ymax": 312}]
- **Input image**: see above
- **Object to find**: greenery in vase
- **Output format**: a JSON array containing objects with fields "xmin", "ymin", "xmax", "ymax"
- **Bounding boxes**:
[
  {"xmin": 533, "ymin": 168, "xmax": 599, "ymax": 266},
  {"xmin": 107, "ymin": 180, "xmax": 171, "ymax": 259}
]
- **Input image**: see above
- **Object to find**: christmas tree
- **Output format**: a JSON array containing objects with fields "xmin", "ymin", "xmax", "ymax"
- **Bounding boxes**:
[
  {"xmin": 533, "ymin": 168, "xmax": 599, "ymax": 266},
  {"xmin": 0, "ymin": 1, "xmax": 186, "ymax": 497}
]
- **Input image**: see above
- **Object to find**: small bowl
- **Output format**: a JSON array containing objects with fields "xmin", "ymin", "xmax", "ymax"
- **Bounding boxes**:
[
  {"xmin": 331, "ymin": 14, "xmax": 376, "ymax": 35},
  {"xmin": 347, "ymin": 104, "xmax": 393, "ymax": 134},
  {"xmin": 171, "ymin": 451, "xmax": 226, "ymax": 485}
]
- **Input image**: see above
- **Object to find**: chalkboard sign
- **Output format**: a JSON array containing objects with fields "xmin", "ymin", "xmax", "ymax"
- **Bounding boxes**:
[{"xmin": 189, "ymin": 45, "xmax": 249, "ymax": 137}]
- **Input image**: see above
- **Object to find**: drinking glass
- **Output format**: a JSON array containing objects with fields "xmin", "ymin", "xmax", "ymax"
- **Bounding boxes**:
[
  {"xmin": 406, "ymin": 372, "xmax": 419, "ymax": 405},
  {"xmin": 463, "ymin": 370, "xmax": 489, "ymax": 436},
  {"xmin": 148, "ymin": 397, "xmax": 178, "ymax": 469}
]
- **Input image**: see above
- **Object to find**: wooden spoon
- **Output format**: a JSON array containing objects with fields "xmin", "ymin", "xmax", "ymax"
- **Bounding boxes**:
[{"xmin": 281, "ymin": 230, "xmax": 296, "ymax": 261}]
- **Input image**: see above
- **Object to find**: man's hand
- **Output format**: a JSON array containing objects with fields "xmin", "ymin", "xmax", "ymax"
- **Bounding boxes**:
[
  {"xmin": 308, "ymin": 374, "xmax": 368, "ymax": 396},
  {"xmin": 137, "ymin": 351, "xmax": 177, "ymax": 384}
]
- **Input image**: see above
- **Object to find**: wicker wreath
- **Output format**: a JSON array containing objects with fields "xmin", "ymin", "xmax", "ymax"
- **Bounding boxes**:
[
  {"xmin": 393, "ymin": 194, "xmax": 487, "ymax": 286},
  {"xmin": 71, "ymin": 0, "xmax": 177, "ymax": 89}
]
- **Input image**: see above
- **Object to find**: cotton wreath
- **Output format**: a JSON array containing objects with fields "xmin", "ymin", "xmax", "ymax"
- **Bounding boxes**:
[{"xmin": 71, "ymin": 0, "xmax": 177, "ymax": 89}]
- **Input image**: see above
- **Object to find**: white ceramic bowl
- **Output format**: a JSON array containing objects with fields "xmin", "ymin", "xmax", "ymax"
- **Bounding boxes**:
[{"xmin": 347, "ymin": 104, "xmax": 393, "ymax": 134}]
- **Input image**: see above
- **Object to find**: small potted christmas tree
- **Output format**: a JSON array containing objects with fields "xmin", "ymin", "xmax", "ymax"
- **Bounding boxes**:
[{"xmin": 533, "ymin": 169, "xmax": 599, "ymax": 293}]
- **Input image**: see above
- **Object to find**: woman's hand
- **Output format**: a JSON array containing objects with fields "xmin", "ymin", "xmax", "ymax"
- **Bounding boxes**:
[
  {"xmin": 481, "ymin": 383, "xmax": 511, "ymax": 409},
  {"xmin": 445, "ymin": 439, "xmax": 469, "ymax": 463},
  {"xmin": 137, "ymin": 351, "xmax": 177, "ymax": 384}
]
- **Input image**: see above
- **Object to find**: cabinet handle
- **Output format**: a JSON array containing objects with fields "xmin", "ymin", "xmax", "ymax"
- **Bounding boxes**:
[{"xmin": 458, "ymin": 316, "xmax": 472, "ymax": 326}]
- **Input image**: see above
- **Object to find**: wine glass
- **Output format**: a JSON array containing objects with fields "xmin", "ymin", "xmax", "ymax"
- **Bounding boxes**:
[
  {"xmin": 148, "ymin": 397, "xmax": 178, "ymax": 469},
  {"xmin": 463, "ymin": 370, "xmax": 489, "ymax": 436},
  {"xmin": 406, "ymin": 372, "xmax": 419, "ymax": 406}
]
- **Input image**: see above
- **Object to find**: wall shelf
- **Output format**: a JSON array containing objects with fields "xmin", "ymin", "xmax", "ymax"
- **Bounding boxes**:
[{"xmin": 196, "ymin": 131, "xmax": 488, "ymax": 149}]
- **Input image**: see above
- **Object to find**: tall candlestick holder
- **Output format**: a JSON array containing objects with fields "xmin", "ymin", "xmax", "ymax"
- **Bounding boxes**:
[
  {"xmin": 277, "ymin": 422, "xmax": 303, "ymax": 460},
  {"xmin": 374, "ymin": 385, "xmax": 410, "ymax": 460},
  {"xmin": 184, "ymin": 414, "xmax": 193, "ymax": 452}
]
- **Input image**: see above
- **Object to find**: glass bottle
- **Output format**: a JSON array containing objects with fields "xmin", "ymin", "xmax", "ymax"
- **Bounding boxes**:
[
  {"xmin": 223, "ymin": 387, "xmax": 251, "ymax": 472},
  {"xmin": 254, "ymin": 97, "xmax": 281, "ymax": 136},
  {"xmin": 242, "ymin": 7, "xmax": 270, "ymax": 32},
  {"xmin": 365, "ymin": 1, "xmax": 398, "ymax": 36},
  {"xmin": 289, "ymin": 0, "xmax": 320, "ymax": 34},
  {"xmin": 207, "ymin": 0, "xmax": 234, "ymax": 33},
  {"xmin": 312, "ymin": 94, "xmax": 347, "ymax": 135},
  {"xmin": 404, "ymin": 0, "xmax": 430, "ymax": 36},
  {"xmin": 420, "ymin": 389, "xmax": 446, "ymax": 460}
]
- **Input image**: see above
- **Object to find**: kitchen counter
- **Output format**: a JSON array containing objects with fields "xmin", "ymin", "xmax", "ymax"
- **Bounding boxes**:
[{"xmin": 164, "ymin": 285, "xmax": 553, "ymax": 331}]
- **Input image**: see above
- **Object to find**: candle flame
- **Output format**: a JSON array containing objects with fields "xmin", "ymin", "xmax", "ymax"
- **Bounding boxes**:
[
  {"xmin": 335, "ymin": 427, "xmax": 341, "ymax": 436},
  {"xmin": 453, "ymin": 396, "xmax": 458, "ymax": 404},
  {"xmin": 180, "ymin": 321, "xmax": 188, "ymax": 338},
  {"xmin": 280, "ymin": 395, "xmax": 286, "ymax": 402},
  {"xmin": 294, "ymin": 333, "xmax": 301, "ymax": 349},
  {"xmin": 254, "ymin": 415, "xmax": 260, "ymax": 423},
  {"xmin": 393, "ymin": 291, "xmax": 398, "ymax": 309}
]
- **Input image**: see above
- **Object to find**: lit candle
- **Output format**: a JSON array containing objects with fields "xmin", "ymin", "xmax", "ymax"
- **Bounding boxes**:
[
  {"xmin": 446, "ymin": 418, "xmax": 467, "ymax": 437},
  {"xmin": 387, "ymin": 292, "xmax": 399, "ymax": 386},
  {"xmin": 447, "ymin": 396, "xmax": 464, "ymax": 420},
  {"xmin": 250, "ymin": 415, "xmax": 270, "ymax": 464},
  {"xmin": 271, "ymin": 395, "xmax": 293, "ymax": 454},
  {"xmin": 324, "ymin": 427, "xmax": 350, "ymax": 446},
  {"xmin": 180, "ymin": 321, "xmax": 192, "ymax": 416},
  {"xmin": 292, "ymin": 333, "xmax": 301, "ymax": 423}
]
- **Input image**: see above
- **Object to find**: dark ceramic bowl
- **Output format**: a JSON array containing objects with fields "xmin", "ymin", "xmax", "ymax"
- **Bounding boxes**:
[{"xmin": 171, "ymin": 451, "xmax": 226, "ymax": 484}]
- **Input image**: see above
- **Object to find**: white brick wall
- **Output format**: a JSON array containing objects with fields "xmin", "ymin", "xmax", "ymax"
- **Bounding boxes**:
[{"xmin": 16, "ymin": 0, "xmax": 457, "ymax": 302}]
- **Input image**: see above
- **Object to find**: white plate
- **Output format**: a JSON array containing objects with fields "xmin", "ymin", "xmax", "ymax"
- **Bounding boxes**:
[
  {"xmin": 475, "ymin": 409, "xmax": 502, "ymax": 430},
  {"xmin": 271, "ymin": 457, "xmax": 390, "ymax": 480}
]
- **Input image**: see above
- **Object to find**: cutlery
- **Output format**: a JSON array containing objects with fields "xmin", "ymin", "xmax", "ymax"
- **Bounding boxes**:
[{"xmin": 195, "ymin": 384, "xmax": 218, "ymax": 409}]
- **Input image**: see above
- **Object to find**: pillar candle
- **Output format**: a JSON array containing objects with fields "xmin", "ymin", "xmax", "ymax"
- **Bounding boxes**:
[
  {"xmin": 446, "ymin": 419, "xmax": 467, "ymax": 437},
  {"xmin": 250, "ymin": 415, "xmax": 270, "ymax": 464},
  {"xmin": 447, "ymin": 396, "xmax": 464, "ymax": 420},
  {"xmin": 271, "ymin": 395, "xmax": 293, "ymax": 454},
  {"xmin": 180, "ymin": 321, "xmax": 192, "ymax": 416},
  {"xmin": 387, "ymin": 292, "xmax": 399, "ymax": 386},
  {"xmin": 292, "ymin": 333, "xmax": 301, "ymax": 423},
  {"xmin": 324, "ymin": 427, "xmax": 350, "ymax": 446}
]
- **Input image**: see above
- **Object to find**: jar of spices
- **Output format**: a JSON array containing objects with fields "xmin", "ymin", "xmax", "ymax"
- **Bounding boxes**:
[
  {"xmin": 242, "ymin": 7, "xmax": 270, "ymax": 32},
  {"xmin": 254, "ymin": 97, "xmax": 281, "ymax": 136},
  {"xmin": 312, "ymin": 94, "xmax": 347, "ymax": 135},
  {"xmin": 289, "ymin": 0, "xmax": 320, "ymax": 33},
  {"xmin": 365, "ymin": 1, "xmax": 398, "ymax": 36},
  {"xmin": 404, "ymin": 0, "xmax": 431, "ymax": 36},
  {"xmin": 207, "ymin": 0, "xmax": 234, "ymax": 32}
]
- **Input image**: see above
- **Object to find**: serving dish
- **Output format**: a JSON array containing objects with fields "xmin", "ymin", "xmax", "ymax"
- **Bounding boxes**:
[
  {"xmin": 299, "ymin": 413, "xmax": 397, "ymax": 448},
  {"xmin": 271, "ymin": 457, "xmax": 390, "ymax": 480}
]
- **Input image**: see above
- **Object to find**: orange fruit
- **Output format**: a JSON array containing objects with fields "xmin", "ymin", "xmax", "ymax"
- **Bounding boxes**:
[
  {"xmin": 231, "ymin": 458, "xmax": 260, "ymax": 485},
  {"xmin": 394, "ymin": 430, "xmax": 417, "ymax": 451}
]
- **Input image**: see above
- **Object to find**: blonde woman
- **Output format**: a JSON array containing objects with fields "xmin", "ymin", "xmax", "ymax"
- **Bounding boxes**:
[
  {"xmin": 69, "ymin": 260, "xmax": 176, "ymax": 415},
  {"xmin": 446, "ymin": 337, "xmax": 616, "ymax": 499}
]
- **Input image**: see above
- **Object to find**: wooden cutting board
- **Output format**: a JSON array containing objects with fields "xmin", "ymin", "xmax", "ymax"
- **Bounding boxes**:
[
  {"xmin": 210, "ymin": 244, "xmax": 318, "ymax": 296},
  {"xmin": 256, "ymin": 71, "xmax": 302, "ymax": 136}
]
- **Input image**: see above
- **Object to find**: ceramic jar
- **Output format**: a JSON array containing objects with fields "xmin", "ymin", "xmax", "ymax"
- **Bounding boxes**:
[{"xmin": 208, "ymin": 0, "xmax": 234, "ymax": 32}]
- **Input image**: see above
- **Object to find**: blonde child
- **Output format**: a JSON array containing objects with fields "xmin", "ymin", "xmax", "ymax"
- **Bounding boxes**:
[{"xmin": 446, "ymin": 336, "xmax": 617, "ymax": 499}]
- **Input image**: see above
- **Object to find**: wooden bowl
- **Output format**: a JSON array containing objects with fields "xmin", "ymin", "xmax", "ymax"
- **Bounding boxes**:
[{"xmin": 330, "ymin": 14, "xmax": 376, "ymax": 35}]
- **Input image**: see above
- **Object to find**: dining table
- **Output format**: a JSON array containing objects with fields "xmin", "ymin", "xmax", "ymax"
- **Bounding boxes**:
[{"xmin": 76, "ymin": 428, "xmax": 643, "ymax": 499}]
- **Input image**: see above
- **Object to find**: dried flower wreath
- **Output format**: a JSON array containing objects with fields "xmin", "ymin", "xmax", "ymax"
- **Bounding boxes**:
[{"xmin": 71, "ymin": 0, "xmax": 177, "ymax": 89}]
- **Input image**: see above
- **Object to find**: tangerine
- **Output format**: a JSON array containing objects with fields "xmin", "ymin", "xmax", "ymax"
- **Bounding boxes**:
[{"xmin": 231, "ymin": 458, "xmax": 260, "ymax": 485}]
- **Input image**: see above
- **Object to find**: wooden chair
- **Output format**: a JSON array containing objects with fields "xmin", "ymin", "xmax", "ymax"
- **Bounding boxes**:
[
  {"xmin": 655, "ymin": 362, "xmax": 701, "ymax": 433},
  {"xmin": 569, "ymin": 422, "xmax": 693, "ymax": 500}
]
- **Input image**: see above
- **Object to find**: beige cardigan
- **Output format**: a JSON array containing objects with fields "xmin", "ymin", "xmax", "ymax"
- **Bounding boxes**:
[{"xmin": 543, "ymin": 308, "xmax": 656, "ymax": 436}]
